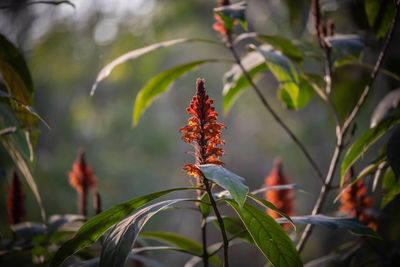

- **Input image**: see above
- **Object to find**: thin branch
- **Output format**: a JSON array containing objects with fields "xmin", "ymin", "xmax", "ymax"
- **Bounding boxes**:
[
  {"xmin": 296, "ymin": 0, "xmax": 400, "ymax": 252},
  {"xmin": 203, "ymin": 178, "xmax": 229, "ymax": 267},
  {"xmin": 201, "ymin": 216, "xmax": 209, "ymax": 267},
  {"xmin": 226, "ymin": 36, "xmax": 325, "ymax": 185}
]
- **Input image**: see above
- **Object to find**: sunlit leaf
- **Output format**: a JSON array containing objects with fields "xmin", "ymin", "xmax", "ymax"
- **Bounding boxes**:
[
  {"xmin": 50, "ymin": 188, "xmax": 194, "ymax": 267},
  {"xmin": 1, "ymin": 136, "xmax": 46, "ymax": 222},
  {"xmin": 278, "ymin": 76, "xmax": 314, "ymax": 109},
  {"xmin": 140, "ymin": 232, "xmax": 221, "ymax": 266},
  {"xmin": 222, "ymin": 50, "xmax": 267, "ymax": 113},
  {"xmin": 381, "ymin": 167, "xmax": 400, "ymax": 208},
  {"xmin": 340, "ymin": 115, "xmax": 400, "ymax": 186},
  {"xmin": 225, "ymin": 200, "xmax": 302, "ymax": 267},
  {"xmin": 133, "ymin": 59, "xmax": 221, "ymax": 126},
  {"xmin": 196, "ymin": 164, "xmax": 249, "ymax": 210},
  {"xmin": 91, "ymin": 38, "xmax": 223, "ymax": 95},
  {"xmin": 370, "ymin": 88, "xmax": 400, "ymax": 128},
  {"xmin": 100, "ymin": 198, "xmax": 193, "ymax": 267},
  {"xmin": 276, "ymin": 215, "xmax": 380, "ymax": 239}
]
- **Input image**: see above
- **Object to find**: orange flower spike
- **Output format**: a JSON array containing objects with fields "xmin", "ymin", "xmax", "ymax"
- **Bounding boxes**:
[
  {"xmin": 7, "ymin": 169, "xmax": 25, "ymax": 226},
  {"xmin": 69, "ymin": 148, "xmax": 97, "ymax": 217},
  {"xmin": 213, "ymin": 0, "xmax": 231, "ymax": 37},
  {"xmin": 180, "ymin": 78, "xmax": 226, "ymax": 196},
  {"xmin": 339, "ymin": 167, "xmax": 377, "ymax": 230},
  {"xmin": 264, "ymin": 158, "xmax": 294, "ymax": 229}
]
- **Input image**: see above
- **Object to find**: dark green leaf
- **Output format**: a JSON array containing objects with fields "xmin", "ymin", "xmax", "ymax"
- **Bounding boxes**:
[
  {"xmin": 256, "ymin": 35, "xmax": 303, "ymax": 63},
  {"xmin": 370, "ymin": 88, "xmax": 400, "ymax": 128},
  {"xmin": 222, "ymin": 50, "xmax": 267, "ymax": 113},
  {"xmin": 276, "ymin": 215, "xmax": 380, "ymax": 239},
  {"xmin": 140, "ymin": 232, "xmax": 221, "ymax": 266},
  {"xmin": 196, "ymin": 164, "xmax": 249, "ymax": 210},
  {"xmin": 247, "ymin": 194, "xmax": 295, "ymax": 230},
  {"xmin": 382, "ymin": 167, "xmax": 400, "ymax": 208},
  {"xmin": 387, "ymin": 127, "xmax": 400, "ymax": 178},
  {"xmin": 365, "ymin": 0, "xmax": 395, "ymax": 39},
  {"xmin": 100, "ymin": 198, "xmax": 193, "ymax": 267},
  {"xmin": 91, "ymin": 38, "xmax": 223, "ymax": 95},
  {"xmin": 325, "ymin": 35, "xmax": 364, "ymax": 61},
  {"xmin": 214, "ymin": 1, "xmax": 247, "ymax": 31},
  {"xmin": 200, "ymin": 192, "xmax": 212, "ymax": 218},
  {"xmin": 225, "ymin": 200, "xmax": 302, "ymax": 267},
  {"xmin": 340, "ymin": 115, "xmax": 400, "ymax": 186},
  {"xmin": 50, "ymin": 188, "xmax": 193, "ymax": 267},
  {"xmin": 133, "ymin": 60, "xmax": 219, "ymax": 126},
  {"xmin": 213, "ymin": 217, "xmax": 253, "ymax": 243}
]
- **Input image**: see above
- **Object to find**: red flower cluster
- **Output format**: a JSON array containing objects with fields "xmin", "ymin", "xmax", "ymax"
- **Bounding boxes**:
[
  {"xmin": 339, "ymin": 168, "xmax": 377, "ymax": 230},
  {"xmin": 69, "ymin": 149, "xmax": 97, "ymax": 193},
  {"xmin": 7, "ymin": 169, "xmax": 25, "ymax": 226},
  {"xmin": 180, "ymin": 79, "xmax": 225, "ymax": 190},
  {"xmin": 213, "ymin": 0, "xmax": 231, "ymax": 36},
  {"xmin": 264, "ymin": 158, "xmax": 294, "ymax": 228},
  {"xmin": 69, "ymin": 149, "xmax": 97, "ymax": 216}
]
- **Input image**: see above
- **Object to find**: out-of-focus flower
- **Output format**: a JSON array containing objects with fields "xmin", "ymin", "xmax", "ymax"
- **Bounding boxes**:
[
  {"xmin": 213, "ymin": 0, "xmax": 231, "ymax": 36},
  {"xmin": 264, "ymin": 158, "xmax": 294, "ymax": 228},
  {"xmin": 69, "ymin": 148, "xmax": 97, "ymax": 217},
  {"xmin": 180, "ymin": 78, "xmax": 225, "ymax": 196},
  {"xmin": 339, "ymin": 168, "xmax": 377, "ymax": 230},
  {"xmin": 7, "ymin": 169, "xmax": 25, "ymax": 226}
]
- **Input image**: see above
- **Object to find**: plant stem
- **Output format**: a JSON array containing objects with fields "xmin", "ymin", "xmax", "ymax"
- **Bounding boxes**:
[
  {"xmin": 201, "ymin": 215, "xmax": 209, "ymax": 267},
  {"xmin": 203, "ymin": 178, "xmax": 229, "ymax": 267},
  {"xmin": 296, "ymin": 0, "xmax": 400, "ymax": 252},
  {"xmin": 226, "ymin": 37, "xmax": 325, "ymax": 185}
]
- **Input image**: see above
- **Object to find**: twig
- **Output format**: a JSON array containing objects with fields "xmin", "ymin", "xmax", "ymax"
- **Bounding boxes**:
[
  {"xmin": 203, "ymin": 178, "xmax": 229, "ymax": 267},
  {"xmin": 296, "ymin": 0, "xmax": 400, "ymax": 252},
  {"xmin": 201, "ymin": 216, "xmax": 209, "ymax": 267},
  {"xmin": 226, "ymin": 36, "xmax": 325, "ymax": 185}
]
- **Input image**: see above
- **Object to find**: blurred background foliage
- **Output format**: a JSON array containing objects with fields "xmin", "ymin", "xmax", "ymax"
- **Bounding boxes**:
[{"xmin": 1, "ymin": 0, "xmax": 399, "ymax": 265}]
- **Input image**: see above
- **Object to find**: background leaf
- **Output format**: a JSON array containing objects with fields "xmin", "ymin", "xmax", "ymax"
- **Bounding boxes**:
[
  {"xmin": 91, "ymin": 38, "xmax": 222, "ymax": 95},
  {"xmin": 132, "ymin": 60, "xmax": 219, "ymax": 126},
  {"xmin": 100, "ymin": 198, "xmax": 192, "ymax": 267},
  {"xmin": 214, "ymin": 1, "xmax": 247, "ymax": 30},
  {"xmin": 387, "ymin": 127, "xmax": 400, "ymax": 178},
  {"xmin": 325, "ymin": 35, "xmax": 364, "ymax": 62},
  {"xmin": 340, "ymin": 115, "xmax": 400, "ymax": 186},
  {"xmin": 276, "ymin": 215, "xmax": 380, "ymax": 239},
  {"xmin": 140, "ymin": 231, "xmax": 221, "ymax": 266},
  {"xmin": 50, "ymin": 188, "xmax": 193, "ymax": 267},
  {"xmin": 225, "ymin": 200, "xmax": 302, "ymax": 267},
  {"xmin": 213, "ymin": 217, "xmax": 253, "ymax": 243},
  {"xmin": 256, "ymin": 35, "xmax": 303, "ymax": 63},
  {"xmin": 278, "ymin": 76, "xmax": 314, "ymax": 109},
  {"xmin": 381, "ymin": 167, "xmax": 400, "ymax": 208},
  {"xmin": 196, "ymin": 164, "xmax": 249, "ymax": 210},
  {"xmin": 365, "ymin": 0, "xmax": 395, "ymax": 39}
]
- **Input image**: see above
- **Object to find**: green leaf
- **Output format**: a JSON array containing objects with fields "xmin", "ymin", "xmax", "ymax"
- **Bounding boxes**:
[
  {"xmin": 132, "ymin": 60, "xmax": 218, "ymax": 126},
  {"xmin": 365, "ymin": 0, "xmax": 395, "ymax": 39},
  {"xmin": 340, "ymin": 115, "xmax": 400, "ymax": 186},
  {"xmin": 278, "ymin": 76, "xmax": 314, "ymax": 109},
  {"xmin": 256, "ymin": 35, "xmax": 303, "ymax": 63},
  {"xmin": 225, "ymin": 200, "xmax": 302, "ymax": 267},
  {"xmin": 200, "ymin": 192, "xmax": 212, "ymax": 218},
  {"xmin": 222, "ymin": 50, "xmax": 267, "ymax": 113},
  {"xmin": 91, "ymin": 38, "xmax": 223, "ymax": 95},
  {"xmin": 370, "ymin": 88, "xmax": 400, "ymax": 128},
  {"xmin": 387, "ymin": 127, "xmax": 400, "ymax": 178},
  {"xmin": 100, "ymin": 198, "xmax": 193, "ymax": 267},
  {"xmin": 381, "ymin": 167, "xmax": 400, "ymax": 208},
  {"xmin": 0, "ymin": 90, "xmax": 50, "ymax": 129},
  {"xmin": 1, "ymin": 136, "xmax": 46, "ymax": 222},
  {"xmin": 50, "ymin": 188, "xmax": 193, "ymax": 267},
  {"xmin": 140, "ymin": 232, "xmax": 221, "ymax": 266},
  {"xmin": 196, "ymin": 164, "xmax": 249, "ymax": 210},
  {"xmin": 247, "ymin": 194, "xmax": 295, "ymax": 230},
  {"xmin": 275, "ymin": 215, "xmax": 380, "ymax": 239},
  {"xmin": 324, "ymin": 35, "xmax": 364, "ymax": 62},
  {"xmin": 214, "ymin": 1, "xmax": 247, "ymax": 31},
  {"xmin": 213, "ymin": 217, "xmax": 253, "ymax": 243},
  {"xmin": 0, "ymin": 33, "xmax": 38, "ymax": 158}
]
